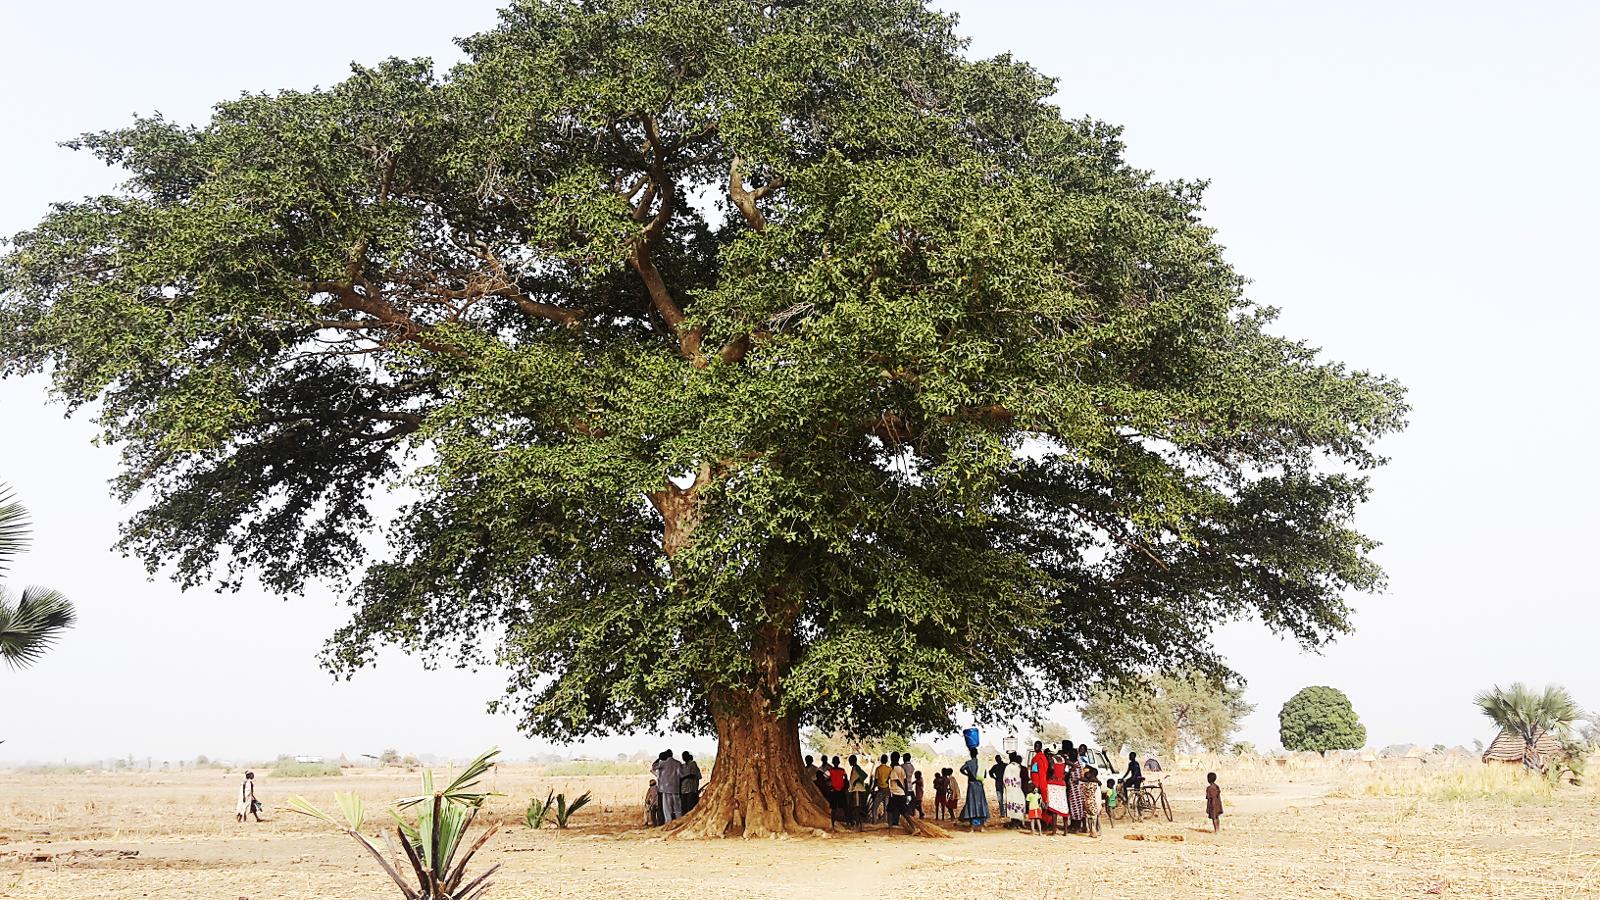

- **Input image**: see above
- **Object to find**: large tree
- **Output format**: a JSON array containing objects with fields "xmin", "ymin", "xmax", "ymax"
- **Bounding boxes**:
[{"xmin": 0, "ymin": 0, "xmax": 1405, "ymax": 836}]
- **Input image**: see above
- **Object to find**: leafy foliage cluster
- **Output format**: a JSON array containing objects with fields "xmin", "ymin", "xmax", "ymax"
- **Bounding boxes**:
[
  {"xmin": 0, "ymin": 0, "xmax": 1405, "ymax": 746},
  {"xmin": 1278, "ymin": 685, "xmax": 1366, "ymax": 754},
  {"xmin": 1081, "ymin": 671, "xmax": 1254, "ymax": 758}
]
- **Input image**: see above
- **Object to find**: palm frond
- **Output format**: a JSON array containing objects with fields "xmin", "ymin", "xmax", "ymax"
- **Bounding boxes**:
[
  {"xmin": 283, "ymin": 795, "xmax": 341, "ymax": 827},
  {"xmin": 0, "ymin": 585, "xmax": 76, "ymax": 669},
  {"xmin": 553, "ymin": 791, "xmax": 593, "ymax": 829},
  {"xmin": 0, "ymin": 484, "xmax": 29, "ymax": 577},
  {"xmin": 1476, "ymin": 682, "xmax": 1581, "ymax": 772},
  {"xmin": 396, "ymin": 747, "xmax": 502, "ymax": 810}
]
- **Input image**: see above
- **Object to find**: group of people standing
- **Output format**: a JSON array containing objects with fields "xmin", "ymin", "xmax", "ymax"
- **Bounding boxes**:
[
  {"xmin": 805, "ymin": 751, "xmax": 936, "ymax": 830},
  {"xmin": 644, "ymin": 750, "xmax": 701, "ymax": 826},
  {"xmin": 800, "ymin": 738, "xmax": 1190, "ymax": 837},
  {"xmin": 640, "ymin": 738, "xmax": 1224, "ymax": 836},
  {"xmin": 981, "ymin": 741, "xmax": 1117, "ymax": 836}
]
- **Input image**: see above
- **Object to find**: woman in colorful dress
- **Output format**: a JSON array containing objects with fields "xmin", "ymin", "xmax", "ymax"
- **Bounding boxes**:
[
  {"xmin": 1060, "ymin": 745, "xmax": 1086, "ymax": 833},
  {"xmin": 1044, "ymin": 746, "xmax": 1069, "ymax": 833},
  {"xmin": 1080, "ymin": 766, "xmax": 1101, "ymax": 836},
  {"xmin": 959, "ymin": 749, "xmax": 990, "ymax": 831}
]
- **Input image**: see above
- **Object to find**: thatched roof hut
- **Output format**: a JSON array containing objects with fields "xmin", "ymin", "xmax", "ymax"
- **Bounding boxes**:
[{"xmin": 1481, "ymin": 729, "xmax": 1564, "ymax": 771}]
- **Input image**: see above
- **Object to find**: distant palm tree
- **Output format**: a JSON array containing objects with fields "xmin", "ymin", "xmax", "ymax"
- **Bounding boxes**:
[
  {"xmin": 0, "ymin": 484, "xmax": 75, "ymax": 668},
  {"xmin": 1474, "ymin": 683, "xmax": 1580, "ymax": 772}
]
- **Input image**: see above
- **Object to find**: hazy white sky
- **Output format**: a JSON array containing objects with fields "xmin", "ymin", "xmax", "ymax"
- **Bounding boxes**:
[{"xmin": 2, "ymin": 1, "xmax": 1596, "ymax": 764}]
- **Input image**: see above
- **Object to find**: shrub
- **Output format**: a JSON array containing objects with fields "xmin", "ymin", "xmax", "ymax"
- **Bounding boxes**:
[
  {"xmin": 1353, "ymin": 766, "xmax": 1554, "ymax": 804},
  {"xmin": 1280, "ymin": 686, "xmax": 1366, "ymax": 755},
  {"xmin": 271, "ymin": 759, "xmax": 343, "ymax": 778},
  {"xmin": 537, "ymin": 760, "xmax": 647, "ymax": 777},
  {"xmin": 525, "ymin": 790, "xmax": 554, "ymax": 829}
]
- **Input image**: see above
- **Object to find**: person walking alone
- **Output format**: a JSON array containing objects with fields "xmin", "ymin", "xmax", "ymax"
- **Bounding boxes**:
[{"xmin": 235, "ymin": 771, "xmax": 261, "ymax": 823}]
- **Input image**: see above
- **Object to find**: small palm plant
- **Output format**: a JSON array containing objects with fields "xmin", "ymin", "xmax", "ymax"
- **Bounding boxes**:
[
  {"xmin": 552, "ymin": 791, "xmax": 592, "ymax": 829},
  {"xmin": 524, "ymin": 789, "xmax": 554, "ymax": 829},
  {"xmin": 288, "ymin": 747, "xmax": 502, "ymax": 899},
  {"xmin": 1474, "ymin": 683, "xmax": 1582, "ymax": 773},
  {"xmin": 0, "ymin": 484, "xmax": 75, "ymax": 669}
]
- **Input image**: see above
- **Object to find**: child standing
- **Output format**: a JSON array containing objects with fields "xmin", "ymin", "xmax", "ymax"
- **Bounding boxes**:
[
  {"xmin": 1080, "ymin": 766, "xmax": 1100, "ymax": 837},
  {"xmin": 942, "ymin": 767, "xmax": 961, "ymax": 818},
  {"xmin": 645, "ymin": 778, "xmax": 662, "ymax": 826},
  {"xmin": 1103, "ymin": 778, "xmax": 1117, "ymax": 819},
  {"xmin": 1025, "ymin": 784, "xmax": 1043, "ymax": 835},
  {"xmin": 1205, "ymin": 772, "xmax": 1223, "ymax": 833}
]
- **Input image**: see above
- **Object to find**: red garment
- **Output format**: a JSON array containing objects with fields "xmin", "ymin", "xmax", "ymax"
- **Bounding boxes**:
[
  {"xmin": 1047, "ymin": 760, "xmax": 1072, "ymax": 824},
  {"xmin": 1031, "ymin": 751, "xmax": 1055, "ymax": 826},
  {"xmin": 1030, "ymin": 752, "xmax": 1050, "ymax": 794},
  {"xmin": 828, "ymin": 766, "xmax": 846, "ymax": 792}
]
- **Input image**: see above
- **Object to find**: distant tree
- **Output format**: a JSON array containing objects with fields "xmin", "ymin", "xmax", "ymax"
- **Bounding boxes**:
[
  {"xmin": 1082, "ymin": 671, "xmax": 1253, "ymax": 759},
  {"xmin": 1581, "ymin": 714, "xmax": 1600, "ymax": 749},
  {"xmin": 1279, "ymin": 686, "xmax": 1366, "ymax": 756},
  {"xmin": 378, "ymin": 749, "xmax": 401, "ymax": 767},
  {"xmin": 804, "ymin": 728, "xmax": 910, "ymax": 760},
  {"xmin": 0, "ymin": 483, "xmax": 75, "ymax": 669},
  {"xmin": 1029, "ymin": 721, "xmax": 1071, "ymax": 747},
  {"xmin": 1473, "ymin": 683, "xmax": 1580, "ymax": 773}
]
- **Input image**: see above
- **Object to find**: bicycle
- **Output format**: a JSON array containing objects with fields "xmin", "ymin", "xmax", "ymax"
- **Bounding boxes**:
[{"xmin": 1123, "ymin": 779, "xmax": 1173, "ymax": 823}]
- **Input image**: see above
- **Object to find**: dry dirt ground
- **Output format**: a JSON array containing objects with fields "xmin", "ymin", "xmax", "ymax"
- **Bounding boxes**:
[{"xmin": 2, "ymin": 765, "xmax": 1597, "ymax": 899}]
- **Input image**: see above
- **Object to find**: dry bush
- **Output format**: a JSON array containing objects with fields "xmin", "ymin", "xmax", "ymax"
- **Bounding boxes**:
[{"xmin": 1341, "ymin": 764, "xmax": 1556, "ymax": 804}]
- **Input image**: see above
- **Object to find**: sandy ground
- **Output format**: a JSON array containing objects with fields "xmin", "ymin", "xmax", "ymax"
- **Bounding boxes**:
[{"xmin": 2, "ymin": 765, "xmax": 1597, "ymax": 898}]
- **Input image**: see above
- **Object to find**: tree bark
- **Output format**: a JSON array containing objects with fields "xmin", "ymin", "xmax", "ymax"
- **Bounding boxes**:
[{"xmin": 667, "ymin": 687, "xmax": 834, "ymax": 839}]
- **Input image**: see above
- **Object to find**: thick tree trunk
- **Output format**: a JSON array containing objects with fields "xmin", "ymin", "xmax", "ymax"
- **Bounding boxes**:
[
  {"xmin": 651, "ymin": 475, "xmax": 832, "ymax": 838},
  {"xmin": 667, "ymin": 689, "xmax": 834, "ymax": 839}
]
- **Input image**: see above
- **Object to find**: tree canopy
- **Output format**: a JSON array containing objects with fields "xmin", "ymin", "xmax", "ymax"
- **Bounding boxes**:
[
  {"xmin": 1278, "ymin": 686, "xmax": 1366, "ymax": 755},
  {"xmin": 1081, "ymin": 671, "xmax": 1253, "ymax": 759},
  {"xmin": 0, "ymin": 0, "xmax": 1403, "ymax": 833}
]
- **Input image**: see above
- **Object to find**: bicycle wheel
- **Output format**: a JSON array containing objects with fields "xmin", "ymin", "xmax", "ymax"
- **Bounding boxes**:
[
  {"xmin": 1134, "ymin": 791, "xmax": 1153, "ymax": 821},
  {"xmin": 1159, "ymin": 789, "xmax": 1172, "ymax": 822}
]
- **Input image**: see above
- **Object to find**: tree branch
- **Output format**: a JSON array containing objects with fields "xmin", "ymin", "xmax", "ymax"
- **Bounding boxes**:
[
  {"xmin": 729, "ymin": 156, "xmax": 784, "ymax": 233},
  {"xmin": 629, "ymin": 113, "xmax": 702, "ymax": 360}
]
